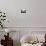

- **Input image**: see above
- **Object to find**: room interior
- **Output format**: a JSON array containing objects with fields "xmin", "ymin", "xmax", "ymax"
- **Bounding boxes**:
[{"xmin": 0, "ymin": 0, "xmax": 46, "ymax": 46}]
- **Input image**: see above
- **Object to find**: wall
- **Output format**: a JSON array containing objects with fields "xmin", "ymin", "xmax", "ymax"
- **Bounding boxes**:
[{"xmin": 0, "ymin": 0, "xmax": 46, "ymax": 27}]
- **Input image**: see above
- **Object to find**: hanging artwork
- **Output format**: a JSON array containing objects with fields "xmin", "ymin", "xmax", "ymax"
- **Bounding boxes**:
[
  {"xmin": 20, "ymin": 8, "xmax": 31, "ymax": 15},
  {"xmin": 0, "ymin": 10, "xmax": 6, "ymax": 28},
  {"xmin": 21, "ymin": 9, "xmax": 26, "ymax": 13}
]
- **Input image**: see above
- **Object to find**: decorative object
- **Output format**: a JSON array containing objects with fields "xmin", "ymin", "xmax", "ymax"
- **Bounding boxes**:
[
  {"xmin": 1, "ymin": 32, "xmax": 13, "ymax": 46},
  {"xmin": 20, "ymin": 8, "xmax": 31, "ymax": 14},
  {"xmin": 21, "ymin": 9, "xmax": 26, "ymax": 13},
  {"xmin": 0, "ymin": 10, "xmax": 6, "ymax": 28}
]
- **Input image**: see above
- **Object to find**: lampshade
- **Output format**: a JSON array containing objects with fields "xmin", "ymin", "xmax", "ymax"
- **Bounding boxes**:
[{"xmin": 5, "ymin": 29, "xmax": 10, "ymax": 33}]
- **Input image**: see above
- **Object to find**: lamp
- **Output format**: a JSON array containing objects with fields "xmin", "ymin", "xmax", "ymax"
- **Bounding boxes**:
[
  {"xmin": 5, "ymin": 29, "xmax": 10, "ymax": 36},
  {"xmin": 5, "ymin": 29, "xmax": 9, "ymax": 33}
]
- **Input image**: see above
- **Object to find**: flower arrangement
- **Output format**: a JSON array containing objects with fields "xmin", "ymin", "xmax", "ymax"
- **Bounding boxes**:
[{"xmin": 0, "ymin": 10, "xmax": 6, "ymax": 28}]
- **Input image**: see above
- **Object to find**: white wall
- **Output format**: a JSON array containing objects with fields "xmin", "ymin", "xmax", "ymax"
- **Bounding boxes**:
[
  {"xmin": 0, "ymin": 0, "xmax": 46, "ymax": 27},
  {"xmin": 31, "ymin": 0, "xmax": 46, "ymax": 27}
]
